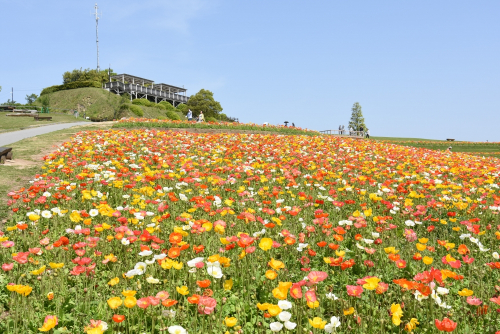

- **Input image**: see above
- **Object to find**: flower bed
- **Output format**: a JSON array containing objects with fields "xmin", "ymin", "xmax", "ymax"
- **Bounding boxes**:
[
  {"xmin": 1, "ymin": 129, "xmax": 500, "ymax": 333},
  {"xmin": 114, "ymin": 118, "xmax": 320, "ymax": 136}
]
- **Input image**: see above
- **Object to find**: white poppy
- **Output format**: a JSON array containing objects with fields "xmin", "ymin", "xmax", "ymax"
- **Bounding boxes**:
[
  {"xmin": 325, "ymin": 292, "xmax": 338, "ymax": 300},
  {"xmin": 207, "ymin": 266, "xmax": 223, "ymax": 279},
  {"xmin": 278, "ymin": 300, "xmax": 292, "ymax": 310},
  {"xmin": 284, "ymin": 321, "xmax": 296, "ymax": 330},
  {"xmin": 146, "ymin": 276, "xmax": 160, "ymax": 284},
  {"xmin": 187, "ymin": 257, "xmax": 204, "ymax": 267},
  {"xmin": 139, "ymin": 250, "xmax": 153, "ymax": 257},
  {"xmin": 41, "ymin": 211, "xmax": 52, "ymax": 219},
  {"xmin": 168, "ymin": 325, "xmax": 187, "ymax": 334},
  {"xmin": 89, "ymin": 209, "xmax": 99, "ymax": 217},
  {"xmin": 270, "ymin": 322, "xmax": 283, "ymax": 332},
  {"xmin": 278, "ymin": 311, "xmax": 292, "ymax": 322}
]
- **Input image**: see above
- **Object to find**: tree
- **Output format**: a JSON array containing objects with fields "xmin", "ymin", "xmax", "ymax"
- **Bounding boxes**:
[
  {"xmin": 62, "ymin": 68, "xmax": 116, "ymax": 85},
  {"xmin": 348, "ymin": 102, "xmax": 367, "ymax": 131},
  {"xmin": 186, "ymin": 89, "xmax": 222, "ymax": 119},
  {"xmin": 25, "ymin": 93, "xmax": 38, "ymax": 105}
]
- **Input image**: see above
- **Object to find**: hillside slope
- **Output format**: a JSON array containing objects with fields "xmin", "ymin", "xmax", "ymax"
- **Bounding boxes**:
[{"xmin": 36, "ymin": 88, "xmax": 185, "ymax": 121}]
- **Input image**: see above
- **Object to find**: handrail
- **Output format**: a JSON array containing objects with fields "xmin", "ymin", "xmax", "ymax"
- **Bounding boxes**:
[
  {"xmin": 104, "ymin": 82, "xmax": 189, "ymax": 102},
  {"xmin": 320, "ymin": 129, "xmax": 366, "ymax": 137}
]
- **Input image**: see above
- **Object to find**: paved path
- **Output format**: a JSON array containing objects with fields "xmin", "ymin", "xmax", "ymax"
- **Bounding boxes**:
[{"xmin": 0, "ymin": 122, "xmax": 88, "ymax": 147}]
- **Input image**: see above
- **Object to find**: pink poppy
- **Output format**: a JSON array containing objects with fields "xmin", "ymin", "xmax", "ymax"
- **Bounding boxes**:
[
  {"xmin": 346, "ymin": 285, "xmax": 363, "ymax": 297},
  {"xmin": 307, "ymin": 271, "xmax": 328, "ymax": 284},
  {"xmin": 198, "ymin": 296, "xmax": 217, "ymax": 315},
  {"xmin": 147, "ymin": 296, "xmax": 161, "ymax": 306},
  {"xmin": 156, "ymin": 291, "xmax": 170, "ymax": 301},
  {"xmin": 2, "ymin": 263, "xmax": 14, "ymax": 271},
  {"xmin": 305, "ymin": 289, "xmax": 318, "ymax": 302},
  {"xmin": 466, "ymin": 296, "xmax": 482, "ymax": 305},
  {"xmin": 137, "ymin": 297, "xmax": 150, "ymax": 309},
  {"xmin": 12, "ymin": 252, "xmax": 29, "ymax": 264}
]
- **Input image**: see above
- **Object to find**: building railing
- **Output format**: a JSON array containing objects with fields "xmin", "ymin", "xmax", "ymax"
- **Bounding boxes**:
[
  {"xmin": 320, "ymin": 129, "xmax": 366, "ymax": 137},
  {"xmin": 104, "ymin": 82, "xmax": 189, "ymax": 103}
]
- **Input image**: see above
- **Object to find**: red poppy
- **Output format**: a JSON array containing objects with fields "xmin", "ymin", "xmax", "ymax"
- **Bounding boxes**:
[
  {"xmin": 112, "ymin": 315, "xmax": 125, "ymax": 323},
  {"xmin": 435, "ymin": 317, "xmax": 457, "ymax": 332}
]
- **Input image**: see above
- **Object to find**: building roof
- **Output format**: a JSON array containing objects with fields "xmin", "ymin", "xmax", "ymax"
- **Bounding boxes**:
[
  {"xmin": 111, "ymin": 74, "xmax": 154, "ymax": 85},
  {"xmin": 153, "ymin": 83, "xmax": 187, "ymax": 93}
]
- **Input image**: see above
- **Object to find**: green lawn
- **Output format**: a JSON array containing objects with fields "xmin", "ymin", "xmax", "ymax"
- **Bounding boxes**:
[
  {"xmin": 0, "ymin": 112, "xmax": 89, "ymax": 133},
  {"xmin": 371, "ymin": 136, "xmax": 500, "ymax": 158}
]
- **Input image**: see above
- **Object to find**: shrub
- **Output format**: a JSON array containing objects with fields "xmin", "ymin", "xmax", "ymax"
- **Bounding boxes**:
[
  {"xmin": 176, "ymin": 103, "xmax": 188, "ymax": 114},
  {"xmin": 131, "ymin": 98, "xmax": 153, "ymax": 107},
  {"xmin": 154, "ymin": 103, "xmax": 167, "ymax": 111},
  {"xmin": 206, "ymin": 116, "xmax": 218, "ymax": 123},
  {"xmin": 159, "ymin": 101, "xmax": 174, "ymax": 110},
  {"xmin": 40, "ymin": 81, "xmax": 101, "ymax": 95},
  {"xmin": 166, "ymin": 110, "xmax": 180, "ymax": 120},
  {"xmin": 129, "ymin": 104, "xmax": 144, "ymax": 117}
]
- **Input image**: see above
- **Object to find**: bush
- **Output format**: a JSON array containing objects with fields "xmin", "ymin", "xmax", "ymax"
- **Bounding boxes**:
[
  {"xmin": 176, "ymin": 103, "xmax": 188, "ymax": 114},
  {"xmin": 131, "ymin": 98, "xmax": 153, "ymax": 107},
  {"xmin": 166, "ymin": 110, "xmax": 180, "ymax": 120},
  {"xmin": 40, "ymin": 81, "xmax": 101, "ymax": 95},
  {"xmin": 129, "ymin": 104, "xmax": 144, "ymax": 117},
  {"xmin": 206, "ymin": 116, "xmax": 218, "ymax": 123},
  {"xmin": 159, "ymin": 101, "xmax": 174, "ymax": 110},
  {"xmin": 154, "ymin": 103, "xmax": 167, "ymax": 111}
]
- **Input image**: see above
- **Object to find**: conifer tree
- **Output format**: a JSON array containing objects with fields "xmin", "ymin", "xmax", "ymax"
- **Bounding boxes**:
[{"xmin": 348, "ymin": 102, "xmax": 367, "ymax": 131}]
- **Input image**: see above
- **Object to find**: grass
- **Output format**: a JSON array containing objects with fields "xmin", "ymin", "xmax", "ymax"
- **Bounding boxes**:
[
  {"xmin": 0, "ymin": 123, "xmax": 113, "ymax": 223},
  {"xmin": 371, "ymin": 136, "xmax": 500, "ymax": 158},
  {"xmin": 0, "ymin": 112, "xmax": 89, "ymax": 133},
  {"xmin": 33, "ymin": 88, "xmax": 186, "ymax": 121}
]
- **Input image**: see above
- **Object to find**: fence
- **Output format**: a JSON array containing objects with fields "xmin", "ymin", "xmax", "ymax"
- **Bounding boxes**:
[{"xmin": 320, "ymin": 129, "xmax": 366, "ymax": 138}]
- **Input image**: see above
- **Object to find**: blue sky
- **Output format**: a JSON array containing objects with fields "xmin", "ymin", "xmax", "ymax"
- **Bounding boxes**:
[{"xmin": 1, "ymin": 1, "xmax": 499, "ymax": 141}]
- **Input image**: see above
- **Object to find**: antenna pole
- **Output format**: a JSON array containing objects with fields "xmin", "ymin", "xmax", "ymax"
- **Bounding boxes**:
[{"xmin": 93, "ymin": 3, "xmax": 101, "ymax": 71}]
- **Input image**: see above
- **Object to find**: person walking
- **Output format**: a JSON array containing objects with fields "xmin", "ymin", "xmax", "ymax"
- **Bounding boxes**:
[
  {"xmin": 198, "ymin": 111, "xmax": 205, "ymax": 122},
  {"xmin": 366, "ymin": 129, "xmax": 370, "ymax": 138},
  {"xmin": 341, "ymin": 125, "xmax": 345, "ymax": 135},
  {"xmin": 187, "ymin": 109, "xmax": 193, "ymax": 121},
  {"xmin": 338, "ymin": 125, "xmax": 342, "ymax": 134}
]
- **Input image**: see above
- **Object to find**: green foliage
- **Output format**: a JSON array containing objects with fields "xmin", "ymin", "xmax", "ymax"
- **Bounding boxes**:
[
  {"xmin": 154, "ymin": 103, "xmax": 167, "ymax": 110},
  {"xmin": 132, "ymin": 98, "xmax": 153, "ymax": 107},
  {"xmin": 129, "ymin": 104, "xmax": 144, "ymax": 117},
  {"xmin": 348, "ymin": 102, "xmax": 367, "ymax": 131},
  {"xmin": 38, "ymin": 94, "xmax": 51, "ymax": 107},
  {"xmin": 40, "ymin": 81, "xmax": 101, "ymax": 95},
  {"xmin": 186, "ymin": 89, "xmax": 223, "ymax": 118},
  {"xmin": 166, "ymin": 110, "xmax": 180, "ymax": 120},
  {"xmin": 206, "ymin": 116, "xmax": 218, "ymax": 123},
  {"xmin": 25, "ymin": 93, "xmax": 38, "ymax": 105},
  {"xmin": 63, "ymin": 68, "xmax": 116, "ymax": 85},
  {"xmin": 176, "ymin": 103, "xmax": 188, "ymax": 114},
  {"xmin": 159, "ymin": 101, "xmax": 175, "ymax": 110}
]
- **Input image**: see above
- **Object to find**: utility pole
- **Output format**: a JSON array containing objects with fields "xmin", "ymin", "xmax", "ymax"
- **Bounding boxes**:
[
  {"xmin": 11, "ymin": 87, "xmax": 13, "ymax": 103},
  {"xmin": 92, "ymin": 3, "xmax": 102, "ymax": 71}
]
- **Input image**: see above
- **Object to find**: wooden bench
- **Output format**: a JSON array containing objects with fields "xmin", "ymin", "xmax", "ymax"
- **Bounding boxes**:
[
  {"xmin": 0, "ymin": 147, "xmax": 13, "ymax": 164},
  {"xmin": 446, "ymin": 139, "xmax": 455, "ymax": 141},
  {"xmin": 34, "ymin": 116, "xmax": 52, "ymax": 121}
]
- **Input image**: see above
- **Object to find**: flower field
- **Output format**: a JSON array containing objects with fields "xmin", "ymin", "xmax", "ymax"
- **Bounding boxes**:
[
  {"xmin": 2, "ymin": 128, "xmax": 500, "ymax": 333},
  {"xmin": 114, "ymin": 118, "xmax": 320, "ymax": 136}
]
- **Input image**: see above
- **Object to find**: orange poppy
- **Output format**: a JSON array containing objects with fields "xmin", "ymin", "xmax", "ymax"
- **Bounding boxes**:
[
  {"xmin": 161, "ymin": 299, "xmax": 178, "ymax": 307},
  {"xmin": 196, "ymin": 280, "xmax": 211, "ymax": 288},
  {"xmin": 187, "ymin": 294, "xmax": 200, "ymax": 304},
  {"xmin": 168, "ymin": 247, "xmax": 181, "ymax": 259}
]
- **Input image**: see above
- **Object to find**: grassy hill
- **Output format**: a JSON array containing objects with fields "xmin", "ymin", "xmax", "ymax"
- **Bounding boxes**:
[{"xmin": 35, "ymin": 87, "xmax": 186, "ymax": 121}]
